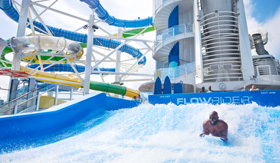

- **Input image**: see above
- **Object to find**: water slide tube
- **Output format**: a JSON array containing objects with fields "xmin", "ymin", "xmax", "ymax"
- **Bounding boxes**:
[
  {"xmin": 1, "ymin": 39, "xmax": 115, "ymax": 74},
  {"xmin": 80, "ymin": 0, "xmax": 153, "ymax": 28},
  {"xmin": 0, "ymin": 0, "xmax": 147, "ymax": 65},
  {"xmin": 0, "ymin": 46, "xmax": 12, "ymax": 67},
  {"xmin": 0, "ymin": 38, "xmax": 140, "ymax": 98},
  {"xmin": 0, "ymin": 39, "xmax": 111, "ymax": 65},
  {"xmin": 28, "ymin": 64, "xmax": 115, "ymax": 75},
  {"xmin": 113, "ymin": 26, "xmax": 156, "ymax": 38},
  {"xmin": 21, "ymin": 66, "xmax": 140, "ymax": 98}
]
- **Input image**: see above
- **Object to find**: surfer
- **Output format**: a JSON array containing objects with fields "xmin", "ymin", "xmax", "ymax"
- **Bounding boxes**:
[{"xmin": 199, "ymin": 111, "xmax": 228, "ymax": 141}]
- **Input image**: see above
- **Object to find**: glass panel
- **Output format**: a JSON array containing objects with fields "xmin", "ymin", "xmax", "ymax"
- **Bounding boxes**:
[{"xmin": 156, "ymin": 62, "xmax": 195, "ymax": 80}]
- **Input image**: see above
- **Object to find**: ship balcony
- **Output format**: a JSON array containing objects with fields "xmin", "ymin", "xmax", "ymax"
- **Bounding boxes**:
[
  {"xmin": 153, "ymin": 24, "xmax": 194, "ymax": 61},
  {"xmin": 155, "ymin": 62, "xmax": 195, "ymax": 83}
]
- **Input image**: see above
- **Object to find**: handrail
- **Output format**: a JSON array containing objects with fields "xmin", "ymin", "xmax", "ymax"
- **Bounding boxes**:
[
  {"xmin": 16, "ymin": 95, "xmax": 39, "ymax": 108},
  {"xmin": 39, "ymin": 86, "xmax": 56, "ymax": 95},
  {"xmin": 0, "ymin": 87, "xmax": 42, "ymax": 109},
  {"xmin": 154, "ymin": 24, "xmax": 193, "ymax": 49},
  {"xmin": 0, "ymin": 86, "xmax": 57, "ymax": 115},
  {"xmin": 13, "ymin": 86, "xmax": 57, "ymax": 112}
]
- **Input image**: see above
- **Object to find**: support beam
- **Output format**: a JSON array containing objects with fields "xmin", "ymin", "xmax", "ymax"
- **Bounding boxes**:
[
  {"xmin": 84, "ymin": 14, "xmax": 94, "ymax": 94},
  {"xmin": 54, "ymin": 85, "xmax": 59, "ymax": 105},
  {"xmin": 115, "ymin": 28, "xmax": 122, "ymax": 84},
  {"xmin": 17, "ymin": 0, "xmax": 30, "ymax": 37},
  {"xmin": 13, "ymin": 0, "xmax": 31, "ymax": 71}
]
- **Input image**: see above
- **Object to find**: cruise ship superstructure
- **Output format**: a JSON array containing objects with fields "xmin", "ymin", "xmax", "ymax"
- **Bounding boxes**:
[{"xmin": 140, "ymin": 0, "xmax": 280, "ymax": 92}]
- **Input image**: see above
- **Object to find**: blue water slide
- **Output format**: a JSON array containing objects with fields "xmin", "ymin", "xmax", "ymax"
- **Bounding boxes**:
[
  {"xmin": 28, "ymin": 64, "xmax": 115, "ymax": 75},
  {"xmin": 0, "ymin": 0, "xmax": 146, "ymax": 65},
  {"xmin": 80, "ymin": 0, "xmax": 153, "ymax": 28}
]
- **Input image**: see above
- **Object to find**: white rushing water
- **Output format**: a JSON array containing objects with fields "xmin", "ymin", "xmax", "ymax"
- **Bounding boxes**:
[{"xmin": 0, "ymin": 103, "xmax": 280, "ymax": 163}]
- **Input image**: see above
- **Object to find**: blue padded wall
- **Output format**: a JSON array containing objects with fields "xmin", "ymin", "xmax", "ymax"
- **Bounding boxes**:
[
  {"xmin": 106, "ymin": 96, "xmax": 140, "ymax": 111},
  {"xmin": 0, "ymin": 93, "xmax": 107, "ymax": 152}
]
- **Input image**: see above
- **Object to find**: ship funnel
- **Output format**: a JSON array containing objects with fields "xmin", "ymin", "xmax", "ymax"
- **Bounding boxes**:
[{"xmin": 252, "ymin": 33, "xmax": 269, "ymax": 55}]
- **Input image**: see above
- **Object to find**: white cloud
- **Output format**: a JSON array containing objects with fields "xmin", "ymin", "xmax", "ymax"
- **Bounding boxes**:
[
  {"xmin": 244, "ymin": 0, "xmax": 280, "ymax": 58},
  {"xmin": 1, "ymin": 0, "xmax": 279, "ymax": 93},
  {"xmin": 263, "ymin": 9, "xmax": 280, "ymax": 57}
]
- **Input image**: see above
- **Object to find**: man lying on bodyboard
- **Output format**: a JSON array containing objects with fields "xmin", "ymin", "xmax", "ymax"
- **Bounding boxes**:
[{"xmin": 199, "ymin": 111, "xmax": 228, "ymax": 142}]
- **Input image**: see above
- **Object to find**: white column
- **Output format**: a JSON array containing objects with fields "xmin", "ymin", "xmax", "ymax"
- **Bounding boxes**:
[
  {"xmin": 193, "ymin": 0, "xmax": 203, "ymax": 87},
  {"xmin": 115, "ymin": 28, "xmax": 122, "ymax": 84},
  {"xmin": 238, "ymin": 0, "xmax": 254, "ymax": 81},
  {"xmin": 17, "ymin": 0, "xmax": 30, "ymax": 37},
  {"xmin": 84, "ymin": 14, "xmax": 94, "ymax": 94},
  {"xmin": 13, "ymin": 0, "xmax": 31, "ymax": 71}
]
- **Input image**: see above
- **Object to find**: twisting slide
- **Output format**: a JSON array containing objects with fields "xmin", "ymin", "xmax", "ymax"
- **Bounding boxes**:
[
  {"xmin": 0, "ymin": 0, "xmax": 152, "ymax": 64},
  {"xmin": 0, "ymin": 35, "xmax": 140, "ymax": 98},
  {"xmin": 0, "ymin": 0, "xmax": 154, "ymax": 98}
]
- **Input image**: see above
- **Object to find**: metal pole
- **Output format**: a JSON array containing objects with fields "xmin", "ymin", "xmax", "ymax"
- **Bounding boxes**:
[
  {"xmin": 36, "ymin": 94, "xmax": 40, "ymax": 111},
  {"xmin": 115, "ymin": 28, "xmax": 122, "ymax": 84},
  {"xmin": 84, "ymin": 13, "xmax": 94, "ymax": 94},
  {"xmin": 70, "ymin": 88, "xmax": 73, "ymax": 101},
  {"xmin": 13, "ymin": 101, "xmax": 18, "ymax": 114},
  {"xmin": 13, "ymin": 0, "xmax": 31, "ymax": 71},
  {"xmin": 17, "ymin": 0, "xmax": 31, "ymax": 37},
  {"xmin": 55, "ymin": 85, "xmax": 59, "ymax": 105}
]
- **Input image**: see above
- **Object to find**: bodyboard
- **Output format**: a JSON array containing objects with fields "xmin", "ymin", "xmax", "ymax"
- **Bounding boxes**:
[
  {"xmin": 163, "ymin": 76, "xmax": 171, "ymax": 94},
  {"xmin": 173, "ymin": 82, "xmax": 183, "ymax": 94},
  {"xmin": 202, "ymin": 135, "xmax": 227, "ymax": 145},
  {"xmin": 154, "ymin": 77, "xmax": 162, "ymax": 95}
]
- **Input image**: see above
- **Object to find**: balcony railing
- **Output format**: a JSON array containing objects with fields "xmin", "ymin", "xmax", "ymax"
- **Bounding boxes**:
[
  {"xmin": 155, "ymin": 62, "xmax": 194, "ymax": 81},
  {"xmin": 154, "ymin": 24, "xmax": 193, "ymax": 48}
]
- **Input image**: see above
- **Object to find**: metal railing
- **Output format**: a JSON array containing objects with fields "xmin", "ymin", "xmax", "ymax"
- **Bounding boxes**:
[
  {"xmin": 155, "ymin": 62, "xmax": 194, "ymax": 81},
  {"xmin": 0, "ymin": 83, "xmax": 85, "ymax": 116},
  {"xmin": 154, "ymin": 24, "xmax": 193, "ymax": 48},
  {"xmin": 0, "ymin": 87, "xmax": 42, "ymax": 115}
]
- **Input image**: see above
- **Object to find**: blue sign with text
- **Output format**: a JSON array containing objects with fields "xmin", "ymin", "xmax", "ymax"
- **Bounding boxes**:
[{"xmin": 148, "ymin": 90, "xmax": 280, "ymax": 107}]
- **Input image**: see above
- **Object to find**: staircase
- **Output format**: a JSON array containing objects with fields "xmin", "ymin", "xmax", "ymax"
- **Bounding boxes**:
[{"xmin": 153, "ymin": 0, "xmax": 182, "ymax": 32}]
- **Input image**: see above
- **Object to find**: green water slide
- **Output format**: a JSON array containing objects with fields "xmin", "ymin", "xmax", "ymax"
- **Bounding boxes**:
[
  {"xmin": 1, "ymin": 46, "xmax": 13, "ymax": 67},
  {"xmin": 113, "ymin": 26, "xmax": 155, "ymax": 38},
  {"xmin": 0, "ymin": 41, "xmax": 140, "ymax": 99}
]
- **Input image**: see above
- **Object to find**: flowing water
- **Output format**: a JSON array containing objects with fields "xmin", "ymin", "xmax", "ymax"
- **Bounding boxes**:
[{"xmin": 0, "ymin": 103, "xmax": 280, "ymax": 163}]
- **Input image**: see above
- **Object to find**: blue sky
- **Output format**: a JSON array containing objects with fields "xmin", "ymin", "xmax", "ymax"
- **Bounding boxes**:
[
  {"xmin": 0, "ymin": 0, "xmax": 279, "ymax": 41},
  {"xmin": 0, "ymin": 0, "xmax": 280, "ymax": 92},
  {"xmin": 252, "ymin": 0, "xmax": 280, "ymax": 22},
  {"xmin": 243, "ymin": 0, "xmax": 280, "ymax": 57},
  {"xmin": 0, "ymin": 0, "xmax": 279, "ymax": 37}
]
